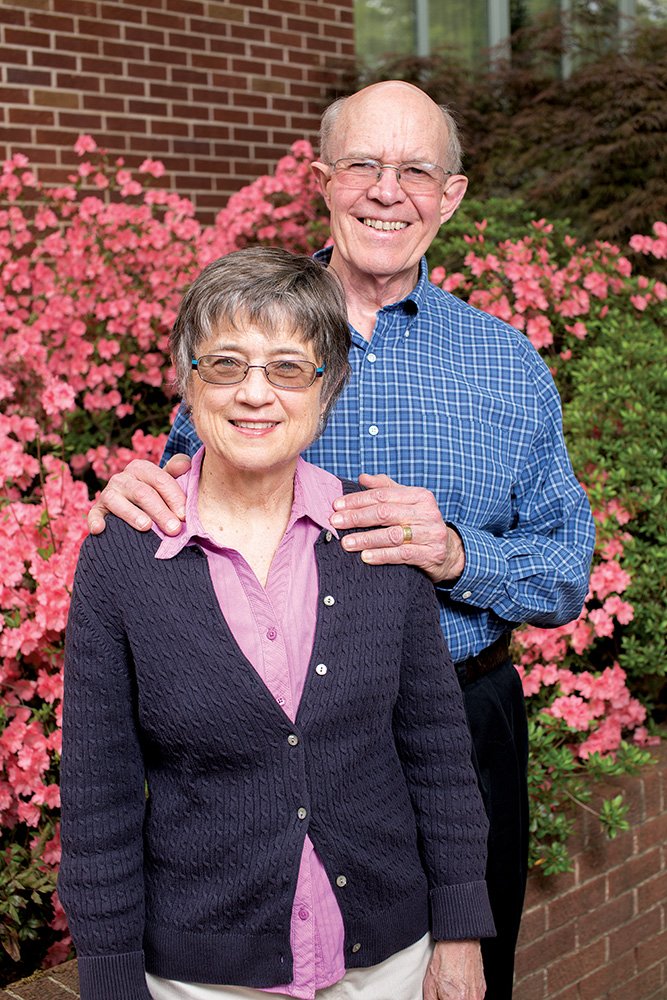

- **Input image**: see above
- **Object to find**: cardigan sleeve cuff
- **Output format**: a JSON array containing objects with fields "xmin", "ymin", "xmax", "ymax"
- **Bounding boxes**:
[
  {"xmin": 77, "ymin": 950, "xmax": 154, "ymax": 1000},
  {"xmin": 430, "ymin": 881, "xmax": 497, "ymax": 941}
]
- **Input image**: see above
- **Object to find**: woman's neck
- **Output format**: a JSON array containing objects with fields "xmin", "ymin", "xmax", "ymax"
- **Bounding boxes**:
[{"xmin": 197, "ymin": 455, "xmax": 296, "ymax": 587}]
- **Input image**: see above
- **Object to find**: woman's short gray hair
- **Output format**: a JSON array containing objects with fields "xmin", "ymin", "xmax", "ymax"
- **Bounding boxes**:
[
  {"xmin": 170, "ymin": 247, "xmax": 351, "ymax": 424},
  {"xmin": 320, "ymin": 95, "xmax": 463, "ymax": 174}
]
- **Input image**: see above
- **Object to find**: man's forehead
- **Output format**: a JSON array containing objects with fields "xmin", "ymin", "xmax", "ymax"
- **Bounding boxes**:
[{"xmin": 330, "ymin": 84, "xmax": 447, "ymax": 160}]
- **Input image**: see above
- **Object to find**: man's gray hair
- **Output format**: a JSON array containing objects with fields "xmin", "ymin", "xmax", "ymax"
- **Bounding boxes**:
[
  {"xmin": 320, "ymin": 93, "xmax": 463, "ymax": 174},
  {"xmin": 170, "ymin": 247, "xmax": 351, "ymax": 424}
]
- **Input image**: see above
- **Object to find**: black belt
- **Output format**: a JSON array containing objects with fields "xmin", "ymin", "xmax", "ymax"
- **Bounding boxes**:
[{"xmin": 455, "ymin": 633, "xmax": 512, "ymax": 686}]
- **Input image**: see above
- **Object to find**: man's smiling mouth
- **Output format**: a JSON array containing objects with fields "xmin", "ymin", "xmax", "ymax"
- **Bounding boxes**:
[{"xmin": 362, "ymin": 218, "xmax": 408, "ymax": 231}]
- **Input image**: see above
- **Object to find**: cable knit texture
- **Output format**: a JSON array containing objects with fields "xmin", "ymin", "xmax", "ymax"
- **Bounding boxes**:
[{"xmin": 59, "ymin": 480, "xmax": 494, "ymax": 1000}]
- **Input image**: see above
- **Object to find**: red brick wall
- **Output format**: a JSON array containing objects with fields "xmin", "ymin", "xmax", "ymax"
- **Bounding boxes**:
[
  {"xmin": 0, "ymin": 0, "xmax": 355, "ymax": 222},
  {"xmin": 514, "ymin": 740, "xmax": 667, "ymax": 999}
]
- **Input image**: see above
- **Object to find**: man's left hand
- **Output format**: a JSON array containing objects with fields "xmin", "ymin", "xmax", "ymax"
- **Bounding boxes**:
[
  {"xmin": 330, "ymin": 473, "xmax": 465, "ymax": 584},
  {"xmin": 423, "ymin": 940, "xmax": 485, "ymax": 1000}
]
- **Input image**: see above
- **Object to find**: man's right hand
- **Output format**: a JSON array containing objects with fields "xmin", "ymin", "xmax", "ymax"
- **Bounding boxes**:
[{"xmin": 87, "ymin": 454, "xmax": 192, "ymax": 535}]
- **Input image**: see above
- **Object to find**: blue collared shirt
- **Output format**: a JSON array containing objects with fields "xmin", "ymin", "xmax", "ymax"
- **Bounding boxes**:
[{"xmin": 164, "ymin": 249, "xmax": 595, "ymax": 663}]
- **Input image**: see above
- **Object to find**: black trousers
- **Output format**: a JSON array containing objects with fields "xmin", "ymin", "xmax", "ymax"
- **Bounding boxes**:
[{"xmin": 462, "ymin": 658, "xmax": 530, "ymax": 1000}]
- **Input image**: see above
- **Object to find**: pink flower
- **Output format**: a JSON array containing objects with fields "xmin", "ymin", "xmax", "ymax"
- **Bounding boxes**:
[
  {"xmin": 139, "ymin": 158, "xmax": 166, "ymax": 179},
  {"xmin": 587, "ymin": 608, "xmax": 615, "ymax": 638},
  {"xmin": 73, "ymin": 134, "xmax": 97, "ymax": 156},
  {"xmin": 566, "ymin": 321, "xmax": 587, "ymax": 340},
  {"xmin": 526, "ymin": 315, "xmax": 553, "ymax": 349},
  {"xmin": 41, "ymin": 379, "xmax": 77, "ymax": 417},
  {"xmin": 549, "ymin": 695, "xmax": 592, "ymax": 731},
  {"xmin": 589, "ymin": 560, "xmax": 631, "ymax": 598},
  {"xmin": 583, "ymin": 272, "xmax": 608, "ymax": 298}
]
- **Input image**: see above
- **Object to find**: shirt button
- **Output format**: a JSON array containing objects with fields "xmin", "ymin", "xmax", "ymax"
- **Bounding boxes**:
[
  {"xmin": 351, "ymin": 942, "xmax": 362, "ymax": 953},
  {"xmin": 287, "ymin": 734, "xmax": 299, "ymax": 747},
  {"xmin": 368, "ymin": 425, "xmax": 379, "ymax": 436},
  {"xmin": 462, "ymin": 591, "xmax": 472, "ymax": 600},
  {"xmin": 315, "ymin": 663, "xmax": 328, "ymax": 676},
  {"xmin": 367, "ymin": 352, "xmax": 377, "ymax": 363},
  {"xmin": 297, "ymin": 807, "xmax": 308, "ymax": 820},
  {"xmin": 323, "ymin": 595, "xmax": 335, "ymax": 607},
  {"xmin": 336, "ymin": 875, "xmax": 347, "ymax": 887},
  {"xmin": 266, "ymin": 626, "xmax": 278, "ymax": 640},
  {"xmin": 277, "ymin": 696, "xmax": 286, "ymax": 706},
  {"xmin": 298, "ymin": 908, "xmax": 309, "ymax": 921}
]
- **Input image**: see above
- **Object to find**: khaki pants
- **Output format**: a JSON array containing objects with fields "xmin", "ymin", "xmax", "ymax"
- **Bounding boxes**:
[{"xmin": 146, "ymin": 932, "xmax": 434, "ymax": 1000}]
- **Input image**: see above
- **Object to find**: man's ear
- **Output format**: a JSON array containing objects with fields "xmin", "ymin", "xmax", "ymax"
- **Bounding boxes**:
[
  {"xmin": 439, "ymin": 175, "xmax": 468, "ymax": 225},
  {"xmin": 311, "ymin": 161, "xmax": 332, "ymax": 209}
]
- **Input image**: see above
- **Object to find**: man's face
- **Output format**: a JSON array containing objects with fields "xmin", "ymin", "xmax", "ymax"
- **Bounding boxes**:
[{"xmin": 312, "ymin": 83, "xmax": 467, "ymax": 291}]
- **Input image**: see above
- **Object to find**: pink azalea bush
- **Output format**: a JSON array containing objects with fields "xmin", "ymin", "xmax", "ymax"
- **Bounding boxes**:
[{"xmin": 0, "ymin": 140, "xmax": 663, "ymax": 976}]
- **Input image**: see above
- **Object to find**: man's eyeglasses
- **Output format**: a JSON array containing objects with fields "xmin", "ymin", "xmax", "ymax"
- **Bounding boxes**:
[
  {"xmin": 192, "ymin": 356, "xmax": 325, "ymax": 390},
  {"xmin": 329, "ymin": 158, "xmax": 452, "ymax": 194}
]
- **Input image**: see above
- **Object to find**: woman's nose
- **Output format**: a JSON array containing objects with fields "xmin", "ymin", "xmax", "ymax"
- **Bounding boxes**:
[{"xmin": 235, "ymin": 366, "xmax": 276, "ymax": 404}]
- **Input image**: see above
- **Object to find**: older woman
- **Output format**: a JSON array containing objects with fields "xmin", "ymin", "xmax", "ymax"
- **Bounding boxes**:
[{"xmin": 59, "ymin": 248, "xmax": 494, "ymax": 1000}]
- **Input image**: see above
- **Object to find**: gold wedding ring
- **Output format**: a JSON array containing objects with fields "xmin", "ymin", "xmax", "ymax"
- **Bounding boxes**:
[{"xmin": 401, "ymin": 525, "xmax": 413, "ymax": 544}]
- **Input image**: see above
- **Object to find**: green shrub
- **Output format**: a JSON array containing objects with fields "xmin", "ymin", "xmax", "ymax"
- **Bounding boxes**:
[{"xmin": 564, "ymin": 308, "xmax": 667, "ymax": 707}]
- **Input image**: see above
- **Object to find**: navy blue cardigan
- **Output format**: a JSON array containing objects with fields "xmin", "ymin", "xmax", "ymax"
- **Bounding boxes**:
[{"xmin": 59, "ymin": 498, "xmax": 494, "ymax": 1000}]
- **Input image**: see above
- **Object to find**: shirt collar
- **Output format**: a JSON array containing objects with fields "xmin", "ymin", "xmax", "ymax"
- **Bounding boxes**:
[
  {"xmin": 313, "ymin": 244, "xmax": 428, "ymax": 315},
  {"xmin": 154, "ymin": 448, "xmax": 339, "ymax": 561}
]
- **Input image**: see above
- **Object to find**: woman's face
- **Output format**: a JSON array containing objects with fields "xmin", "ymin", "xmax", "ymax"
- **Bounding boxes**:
[{"xmin": 188, "ymin": 322, "xmax": 325, "ymax": 482}]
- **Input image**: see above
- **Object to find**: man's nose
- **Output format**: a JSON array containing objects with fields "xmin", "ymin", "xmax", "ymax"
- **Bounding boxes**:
[{"xmin": 368, "ymin": 165, "xmax": 407, "ymax": 204}]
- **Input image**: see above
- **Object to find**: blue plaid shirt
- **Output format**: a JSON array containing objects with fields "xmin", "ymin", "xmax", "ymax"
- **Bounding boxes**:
[{"xmin": 164, "ymin": 249, "xmax": 595, "ymax": 663}]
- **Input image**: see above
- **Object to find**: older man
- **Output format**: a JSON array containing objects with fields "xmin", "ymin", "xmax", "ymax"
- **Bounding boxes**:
[{"xmin": 89, "ymin": 82, "xmax": 596, "ymax": 999}]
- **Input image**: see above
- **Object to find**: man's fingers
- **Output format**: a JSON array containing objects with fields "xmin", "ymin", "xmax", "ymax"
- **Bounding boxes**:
[
  {"xmin": 341, "ymin": 525, "xmax": 413, "ymax": 552},
  {"xmin": 163, "ymin": 453, "xmax": 192, "ymax": 479},
  {"xmin": 86, "ymin": 459, "xmax": 188, "ymax": 536},
  {"xmin": 88, "ymin": 490, "xmax": 154, "ymax": 534},
  {"xmin": 333, "ymin": 484, "xmax": 421, "ymax": 514},
  {"xmin": 332, "ymin": 501, "xmax": 416, "ymax": 532}
]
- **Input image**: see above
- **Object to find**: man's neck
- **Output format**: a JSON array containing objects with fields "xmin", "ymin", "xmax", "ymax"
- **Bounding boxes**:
[{"xmin": 328, "ymin": 250, "xmax": 419, "ymax": 341}]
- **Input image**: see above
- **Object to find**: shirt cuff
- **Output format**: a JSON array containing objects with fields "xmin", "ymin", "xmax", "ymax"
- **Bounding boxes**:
[
  {"xmin": 429, "ymin": 881, "xmax": 496, "ymax": 941},
  {"xmin": 440, "ymin": 523, "xmax": 509, "ymax": 609},
  {"xmin": 77, "ymin": 951, "xmax": 153, "ymax": 1000}
]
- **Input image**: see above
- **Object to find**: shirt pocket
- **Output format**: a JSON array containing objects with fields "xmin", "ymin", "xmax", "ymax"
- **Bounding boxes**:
[{"xmin": 416, "ymin": 412, "xmax": 518, "ymax": 532}]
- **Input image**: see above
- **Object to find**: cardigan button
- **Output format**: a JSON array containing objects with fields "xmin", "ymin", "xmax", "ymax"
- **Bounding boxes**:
[
  {"xmin": 287, "ymin": 734, "xmax": 299, "ymax": 747},
  {"xmin": 324, "ymin": 530, "xmax": 333, "ymax": 542},
  {"xmin": 297, "ymin": 807, "xmax": 308, "ymax": 820},
  {"xmin": 336, "ymin": 875, "xmax": 347, "ymax": 887},
  {"xmin": 323, "ymin": 595, "xmax": 335, "ymax": 606},
  {"xmin": 315, "ymin": 663, "xmax": 328, "ymax": 676},
  {"xmin": 351, "ymin": 942, "xmax": 362, "ymax": 953}
]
